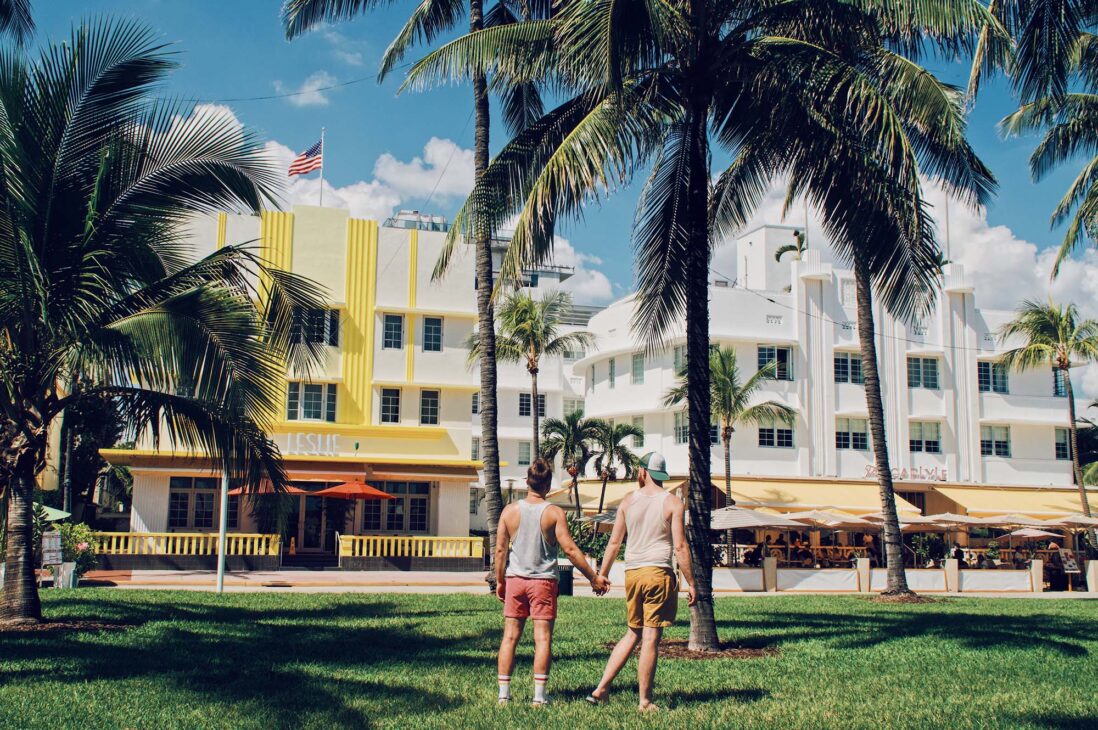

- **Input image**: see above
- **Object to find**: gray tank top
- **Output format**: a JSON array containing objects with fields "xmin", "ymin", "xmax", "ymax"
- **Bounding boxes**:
[{"xmin": 505, "ymin": 501, "xmax": 558, "ymax": 580}]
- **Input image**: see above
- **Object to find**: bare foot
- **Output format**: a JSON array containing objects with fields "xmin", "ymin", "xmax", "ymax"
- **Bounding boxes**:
[{"xmin": 638, "ymin": 701, "xmax": 660, "ymax": 712}]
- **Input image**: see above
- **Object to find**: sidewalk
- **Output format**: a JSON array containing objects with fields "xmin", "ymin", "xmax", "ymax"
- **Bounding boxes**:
[{"xmin": 80, "ymin": 569, "xmax": 1097, "ymax": 597}]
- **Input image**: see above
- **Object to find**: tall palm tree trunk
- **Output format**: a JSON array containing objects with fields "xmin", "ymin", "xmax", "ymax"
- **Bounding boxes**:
[
  {"xmin": 529, "ymin": 366, "xmax": 540, "ymax": 455},
  {"xmin": 723, "ymin": 430, "xmax": 734, "ymax": 566},
  {"xmin": 469, "ymin": 0, "xmax": 503, "ymax": 592},
  {"xmin": 598, "ymin": 461, "xmax": 610, "ymax": 515},
  {"xmin": 1063, "ymin": 373, "xmax": 1097, "ymax": 547},
  {"xmin": 684, "ymin": 102, "xmax": 718, "ymax": 652},
  {"xmin": 2, "ymin": 467, "xmax": 42, "ymax": 625},
  {"xmin": 572, "ymin": 469, "xmax": 582, "ymax": 518},
  {"xmin": 853, "ymin": 255, "xmax": 911, "ymax": 595}
]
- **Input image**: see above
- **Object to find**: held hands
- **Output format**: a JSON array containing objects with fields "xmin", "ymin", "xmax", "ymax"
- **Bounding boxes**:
[{"xmin": 591, "ymin": 574, "xmax": 611, "ymax": 596}]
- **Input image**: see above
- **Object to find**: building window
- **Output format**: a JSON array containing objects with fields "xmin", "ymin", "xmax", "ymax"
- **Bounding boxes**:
[
  {"xmin": 910, "ymin": 421, "xmax": 942, "ymax": 454},
  {"xmin": 1055, "ymin": 428, "xmax": 1071, "ymax": 460},
  {"xmin": 759, "ymin": 421, "xmax": 794, "ymax": 449},
  {"xmin": 469, "ymin": 489, "xmax": 479, "ymax": 515},
  {"xmin": 758, "ymin": 345, "xmax": 793, "ymax": 380},
  {"xmin": 168, "ymin": 476, "xmax": 220, "ymax": 530},
  {"xmin": 227, "ymin": 495, "xmax": 239, "ymax": 530},
  {"xmin": 980, "ymin": 425, "xmax": 1011, "ymax": 457},
  {"xmin": 362, "ymin": 482, "xmax": 431, "ymax": 533},
  {"xmin": 840, "ymin": 278, "xmax": 856, "ymax": 306},
  {"xmin": 609, "ymin": 357, "xmax": 616, "ymax": 388},
  {"xmin": 632, "ymin": 353, "xmax": 645, "ymax": 384},
  {"xmin": 710, "ymin": 423, "xmax": 720, "ymax": 445},
  {"xmin": 673, "ymin": 345, "xmax": 686, "ymax": 373},
  {"xmin": 632, "ymin": 416, "xmax": 644, "ymax": 448},
  {"xmin": 563, "ymin": 398, "xmax": 584, "ymax": 416},
  {"xmin": 563, "ymin": 348, "xmax": 585, "ymax": 362},
  {"xmin": 674, "ymin": 412, "xmax": 688, "ymax": 444},
  {"xmin": 907, "ymin": 357, "xmax": 939, "ymax": 389},
  {"xmin": 383, "ymin": 314, "xmax": 404, "ymax": 349},
  {"xmin": 420, "ymin": 390, "xmax": 440, "ymax": 425},
  {"xmin": 836, "ymin": 418, "xmax": 869, "ymax": 451},
  {"xmin": 381, "ymin": 388, "xmax": 401, "ymax": 424},
  {"xmin": 978, "ymin": 361, "xmax": 1009, "ymax": 393},
  {"xmin": 518, "ymin": 442, "xmax": 532, "ymax": 466},
  {"xmin": 287, "ymin": 382, "xmax": 337, "ymax": 422},
  {"xmin": 423, "ymin": 317, "xmax": 443, "ymax": 352},
  {"xmin": 471, "ymin": 392, "xmax": 479, "ymax": 415},
  {"xmin": 520, "ymin": 272, "xmax": 540, "ymax": 288},
  {"xmin": 1053, "ymin": 368, "xmax": 1068, "ymax": 397},
  {"xmin": 834, "ymin": 353, "xmax": 864, "ymax": 384},
  {"xmin": 293, "ymin": 307, "xmax": 340, "ymax": 347},
  {"xmin": 518, "ymin": 393, "xmax": 546, "ymax": 417},
  {"xmin": 472, "ymin": 436, "xmax": 480, "ymax": 462}
]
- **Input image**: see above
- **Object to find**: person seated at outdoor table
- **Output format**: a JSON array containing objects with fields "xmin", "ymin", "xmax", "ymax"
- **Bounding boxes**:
[
  {"xmin": 744, "ymin": 541, "xmax": 766, "ymax": 567},
  {"xmin": 1012, "ymin": 549, "xmax": 1029, "ymax": 569},
  {"xmin": 774, "ymin": 534, "xmax": 787, "ymax": 548},
  {"xmin": 952, "ymin": 545, "xmax": 968, "ymax": 568},
  {"xmin": 1045, "ymin": 542, "xmax": 1067, "ymax": 591}
]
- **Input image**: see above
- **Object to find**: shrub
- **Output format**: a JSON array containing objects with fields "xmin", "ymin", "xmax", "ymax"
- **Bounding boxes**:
[
  {"xmin": 565, "ymin": 513, "xmax": 611, "ymax": 561},
  {"xmin": 57, "ymin": 522, "xmax": 99, "ymax": 576}
]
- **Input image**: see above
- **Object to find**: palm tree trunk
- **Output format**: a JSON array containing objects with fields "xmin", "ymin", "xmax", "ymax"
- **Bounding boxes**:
[
  {"xmin": 469, "ymin": 0, "xmax": 502, "ymax": 593},
  {"xmin": 1, "ymin": 470, "xmax": 42, "ymax": 625},
  {"xmin": 684, "ymin": 100, "xmax": 717, "ymax": 652},
  {"xmin": 1064, "ymin": 374, "xmax": 1097, "ymax": 547},
  {"xmin": 598, "ymin": 466, "xmax": 609, "ymax": 515},
  {"xmin": 530, "ymin": 366, "xmax": 540, "ymax": 455},
  {"xmin": 572, "ymin": 470, "xmax": 582, "ymax": 518},
  {"xmin": 724, "ymin": 431, "xmax": 733, "ymax": 566},
  {"xmin": 853, "ymin": 254, "xmax": 911, "ymax": 595}
]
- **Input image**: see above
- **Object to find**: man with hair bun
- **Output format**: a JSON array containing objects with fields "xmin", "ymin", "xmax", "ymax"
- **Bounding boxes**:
[{"xmin": 494, "ymin": 458, "xmax": 610, "ymax": 706}]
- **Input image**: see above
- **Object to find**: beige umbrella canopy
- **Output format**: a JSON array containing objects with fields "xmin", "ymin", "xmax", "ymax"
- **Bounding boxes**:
[
  {"xmin": 784, "ymin": 510, "xmax": 872, "ymax": 529},
  {"xmin": 1043, "ymin": 514, "xmax": 1098, "ymax": 529},
  {"xmin": 711, "ymin": 507, "xmax": 806, "ymax": 531},
  {"xmin": 1006, "ymin": 527, "xmax": 1062, "ymax": 540},
  {"xmin": 924, "ymin": 512, "xmax": 984, "ymax": 526},
  {"xmin": 978, "ymin": 514, "xmax": 1049, "ymax": 528}
]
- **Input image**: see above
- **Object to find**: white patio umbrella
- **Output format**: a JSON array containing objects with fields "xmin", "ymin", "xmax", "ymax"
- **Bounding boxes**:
[
  {"xmin": 710, "ymin": 506, "xmax": 806, "ymax": 531},
  {"xmin": 783, "ymin": 510, "xmax": 872, "ymax": 528},
  {"xmin": 1006, "ymin": 527, "xmax": 1062, "ymax": 540},
  {"xmin": 1043, "ymin": 514, "xmax": 1098, "ymax": 528},
  {"xmin": 978, "ymin": 514, "xmax": 1049, "ymax": 528}
]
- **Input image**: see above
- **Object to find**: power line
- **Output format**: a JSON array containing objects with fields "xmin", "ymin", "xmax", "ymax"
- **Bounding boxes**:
[{"xmin": 182, "ymin": 64, "xmax": 413, "ymax": 104}]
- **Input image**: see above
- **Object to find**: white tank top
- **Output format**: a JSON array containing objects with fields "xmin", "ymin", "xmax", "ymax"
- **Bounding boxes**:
[
  {"xmin": 505, "ymin": 501, "xmax": 558, "ymax": 580},
  {"xmin": 624, "ymin": 491, "xmax": 674, "ymax": 571}
]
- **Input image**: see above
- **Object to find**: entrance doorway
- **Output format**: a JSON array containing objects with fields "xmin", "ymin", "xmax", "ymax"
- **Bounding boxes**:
[{"xmin": 288, "ymin": 482, "xmax": 351, "ymax": 554}]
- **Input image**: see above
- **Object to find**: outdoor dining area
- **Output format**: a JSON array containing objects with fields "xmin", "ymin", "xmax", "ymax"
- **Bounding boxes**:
[{"xmin": 584, "ymin": 503, "xmax": 1098, "ymax": 594}]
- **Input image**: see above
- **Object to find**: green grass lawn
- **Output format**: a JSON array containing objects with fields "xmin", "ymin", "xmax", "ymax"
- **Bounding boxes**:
[{"xmin": 1, "ymin": 591, "xmax": 1096, "ymax": 729}]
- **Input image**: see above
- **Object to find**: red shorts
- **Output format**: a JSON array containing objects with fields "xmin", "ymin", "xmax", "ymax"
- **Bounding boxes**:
[{"xmin": 504, "ymin": 576, "xmax": 558, "ymax": 621}]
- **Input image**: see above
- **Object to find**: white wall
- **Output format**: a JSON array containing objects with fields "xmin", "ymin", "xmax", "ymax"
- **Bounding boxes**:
[{"xmin": 129, "ymin": 472, "xmax": 170, "ymax": 532}]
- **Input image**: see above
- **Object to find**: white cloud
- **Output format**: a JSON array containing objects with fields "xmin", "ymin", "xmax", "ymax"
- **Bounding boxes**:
[
  {"xmin": 551, "ymin": 237, "xmax": 615, "ymax": 304},
  {"xmin": 273, "ymin": 70, "xmax": 338, "ymax": 107},
  {"xmin": 322, "ymin": 30, "xmax": 365, "ymax": 67},
  {"xmin": 373, "ymin": 137, "xmax": 475, "ymax": 200}
]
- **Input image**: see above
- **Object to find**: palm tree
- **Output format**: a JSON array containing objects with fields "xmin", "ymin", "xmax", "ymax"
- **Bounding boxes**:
[
  {"xmin": 404, "ymin": 0, "xmax": 1000, "ymax": 641},
  {"xmin": 540, "ymin": 410, "xmax": 601, "ymax": 518},
  {"xmin": 664, "ymin": 349, "xmax": 795, "ymax": 561},
  {"xmin": 283, "ymin": 0, "xmax": 552, "ymax": 593},
  {"xmin": 774, "ymin": 230, "xmax": 808, "ymax": 262},
  {"xmin": 466, "ymin": 290, "xmax": 593, "ymax": 453},
  {"xmin": 0, "ymin": 0, "xmax": 31, "ymax": 44},
  {"xmin": 999, "ymin": 300, "xmax": 1098, "ymax": 545},
  {"xmin": 0, "ymin": 20, "xmax": 325, "ymax": 626},
  {"xmin": 592, "ymin": 420, "xmax": 644, "ymax": 515}
]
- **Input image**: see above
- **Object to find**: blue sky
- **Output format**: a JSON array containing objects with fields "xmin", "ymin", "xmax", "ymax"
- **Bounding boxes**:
[{"xmin": 35, "ymin": 1, "xmax": 1092, "ymax": 309}]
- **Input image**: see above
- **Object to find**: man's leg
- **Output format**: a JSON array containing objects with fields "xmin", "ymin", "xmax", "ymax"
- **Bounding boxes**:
[
  {"xmin": 590, "ymin": 627, "xmax": 641, "ymax": 701},
  {"xmin": 637, "ymin": 626, "xmax": 663, "ymax": 710},
  {"xmin": 497, "ymin": 617, "xmax": 525, "ymax": 702},
  {"xmin": 531, "ymin": 619, "xmax": 554, "ymax": 704}
]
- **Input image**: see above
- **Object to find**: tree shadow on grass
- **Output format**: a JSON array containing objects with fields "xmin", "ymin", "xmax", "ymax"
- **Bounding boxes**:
[
  {"xmin": 715, "ymin": 609, "xmax": 1094, "ymax": 657},
  {"xmin": 553, "ymin": 683, "xmax": 768, "ymax": 707},
  {"xmin": 1013, "ymin": 712, "xmax": 1098, "ymax": 729}
]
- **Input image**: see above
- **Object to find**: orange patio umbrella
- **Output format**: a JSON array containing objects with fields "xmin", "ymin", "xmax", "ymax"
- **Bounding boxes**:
[
  {"xmin": 314, "ymin": 480, "xmax": 397, "ymax": 500},
  {"xmin": 226, "ymin": 484, "xmax": 307, "ymax": 496}
]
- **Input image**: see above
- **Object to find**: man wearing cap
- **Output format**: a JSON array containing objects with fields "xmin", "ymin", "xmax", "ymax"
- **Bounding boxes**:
[{"xmin": 586, "ymin": 452, "xmax": 696, "ymax": 712}]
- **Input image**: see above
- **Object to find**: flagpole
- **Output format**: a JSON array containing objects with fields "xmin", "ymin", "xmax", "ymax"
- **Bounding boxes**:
[{"xmin": 318, "ymin": 127, "xmax": 326, "ymax": 207}]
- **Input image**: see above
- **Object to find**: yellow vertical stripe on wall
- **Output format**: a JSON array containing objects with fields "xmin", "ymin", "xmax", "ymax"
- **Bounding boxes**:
[
  {"xmin": 216, "ymin": 212, "xmax": 227, "ymax": 249},
  {"xmin": 258, "ymin": 211, "xmax": 294, "ymax": 304},
  {"xmin": 406, "ymin": 229, "xmax": 418, "ymax": 382},
  {"xmin": 342, "ymin": 218, "xmax": 378, "ymax": 425}
]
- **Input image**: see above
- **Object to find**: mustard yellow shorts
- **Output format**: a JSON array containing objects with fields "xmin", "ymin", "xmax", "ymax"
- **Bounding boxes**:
[{"xmin": 624, "ymin": 566, "xmax": 678, "ymax": 629}]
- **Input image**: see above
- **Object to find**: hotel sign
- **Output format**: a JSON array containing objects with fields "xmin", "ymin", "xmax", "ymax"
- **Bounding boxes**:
[
  {"xmin": 278, "ymin": 432, "xmax": 343, "ymax": 457},
  {"xmin": 864, "ymin": 465, "xmax": 948, "ymax": 482}
]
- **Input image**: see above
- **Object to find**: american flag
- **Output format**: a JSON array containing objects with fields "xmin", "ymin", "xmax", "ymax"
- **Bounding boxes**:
[{"xmin": 288, "ymin": 139, "xmax": 323, "ymax": 176}]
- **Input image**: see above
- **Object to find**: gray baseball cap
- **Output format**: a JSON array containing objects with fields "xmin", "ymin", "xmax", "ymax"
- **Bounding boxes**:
[{"xmin": 639, "ymin": 452, "xmax": 670, "ymax": 482}]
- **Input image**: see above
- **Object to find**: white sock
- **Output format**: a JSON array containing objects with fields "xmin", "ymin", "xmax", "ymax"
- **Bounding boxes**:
[
  {"xmin": 498, "ymin": 675, "xmax": 511, "ymax": 701},
  {"xmin": 533, "ymin": 673, "xmax": 549, "ymax": 703}
]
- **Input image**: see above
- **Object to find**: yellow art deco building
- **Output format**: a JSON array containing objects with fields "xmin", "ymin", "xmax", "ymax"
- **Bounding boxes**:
[{"xmin": 101, "ymin": 206, "xmax": 489, "ymax": 569}]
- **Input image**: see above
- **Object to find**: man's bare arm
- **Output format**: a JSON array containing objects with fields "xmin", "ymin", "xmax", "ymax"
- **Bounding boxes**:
[
  {"xmin": 669, "ymin": 496, "xmax": 697, "ymax": 605},
  {"xmin": 495, "ymin": 506, "xmax": 514, "ymax": 594},
  {"xmin": 551, "ymin": 506, "xmax": 601, "ymax": 585},
  {"xmin": 599, "ymin": 496, "xmax": 630, "ymax": 577}
]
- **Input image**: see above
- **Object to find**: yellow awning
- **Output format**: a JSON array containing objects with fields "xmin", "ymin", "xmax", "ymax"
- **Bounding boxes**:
[
  {"xmin": 932, "ymin": 486, "xmax": 1092, "ymax": 518},
  {"xmin": 548, "ymin": 479, "xmax": 686, "ymax": 514},
  {"xmin": 711, "ymin": 477, "xmax": 921, "ymax": 515}
]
